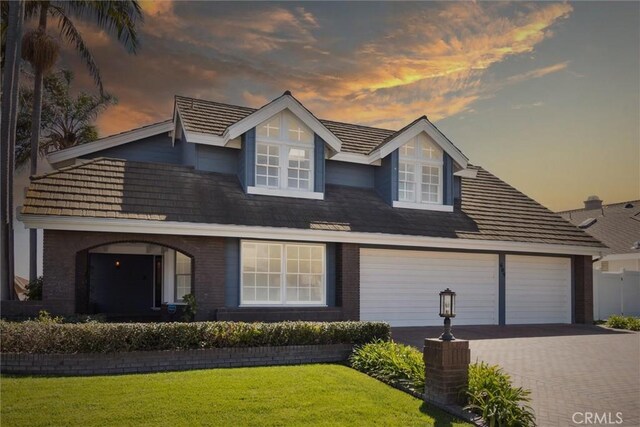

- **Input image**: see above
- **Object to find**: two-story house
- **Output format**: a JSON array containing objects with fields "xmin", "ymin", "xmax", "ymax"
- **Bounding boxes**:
[{"xmin": 14, "ymin": 91, "xmax": 605, "ymax": 325}]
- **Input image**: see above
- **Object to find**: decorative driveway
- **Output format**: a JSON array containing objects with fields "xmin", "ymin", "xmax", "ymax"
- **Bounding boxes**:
[{"xmin": 393, "ymin": 325, "xmax": 640, "ymax": 427}]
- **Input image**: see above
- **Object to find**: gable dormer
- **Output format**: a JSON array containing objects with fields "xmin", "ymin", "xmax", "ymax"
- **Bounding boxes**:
[
  {"xmin": 372, "ymin": 116, "xmax": 468, "ymax": 212},
  {"xmin": 236, "ymin": 92, "xmax": 340, "ymax": 200}
]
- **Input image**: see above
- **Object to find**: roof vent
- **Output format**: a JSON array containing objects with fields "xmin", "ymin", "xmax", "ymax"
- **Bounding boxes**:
[
  {"xmin": 283, "ymin": 90, "xmax": 292, "ymax": 96},
  {"xmin": 584, "ymin": 195, "xmax": 603, "ymax": 210},
  {"xmin": 578, "ymin": 218, "xmax": 597, "ymax": 229},
  {"xmin": 632, "ymin": 241, "xmax": 640, "ymax": 250},
  {"xmin": 624, "ymin": 203, "xmax": 634, "ymax": 209}
]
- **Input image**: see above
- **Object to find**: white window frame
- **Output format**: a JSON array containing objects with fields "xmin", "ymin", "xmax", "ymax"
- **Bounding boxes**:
[
  {"xmin": 394, "ymin": 134, "xmax": 448, "ymax": 211},
  {"xmin": 174, "ymin": 251, "xmax": 192, "ymax": 303},
  {"xmin": 240, "ymin": 240, "xmax": 327, "ymax": 307},
  {"xmin": 251, "ymin": 111, "xmax": 323, "ymax": 199}
]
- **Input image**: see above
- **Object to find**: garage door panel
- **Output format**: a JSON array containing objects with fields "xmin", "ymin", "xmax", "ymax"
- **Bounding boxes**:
[
  {"xmin": 360, "ymin": 249, "xmax": 499, "ymax": 327},
  {"xmin": 506, "ymin": 255, "xmax": 571, "ymax": 324}
]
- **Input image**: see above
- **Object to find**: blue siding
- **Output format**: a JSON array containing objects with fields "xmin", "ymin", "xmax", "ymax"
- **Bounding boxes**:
[
  {"xmin": 443, "ymin": 153, "xmax": 454, "ymax": 206},
  {"xmin": 181, "ymin": 139, "xmax": 197, "ymax": 167},
  {"xmin": 326, "ymin": 243, "xmax": 336, "ymax": 307},
  {"xmin": 224, "ymin": 238, "xmax": 240, "ymax": 307},
  {"xmin": 374, "ymin": 149, "xmax": 398, "ymax": 204},
  {"xmin": 326, "ymin": 160, "xmax": 375, "ymax": 188},
  {"xmin": 238, "ymin": 128, "xmax": 256, "ymax": 191},
  {"xmin": 196, "ymin": 145, "xmax": 239, "ymax": 174},
  {"xmin": 454, "ymin": 176, "xmax": 461, "ymax": 201},
  {"xmin": 314, "ymin": 134, "xmax": 326, "ymax": 193},
  {"xmin": 82, "ymin": 133, "xmax": 180, "ymax": 164}
]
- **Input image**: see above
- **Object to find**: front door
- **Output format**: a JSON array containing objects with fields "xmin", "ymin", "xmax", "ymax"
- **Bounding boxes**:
[{"xmin": 89, "ymin": 253, "xmax": 155, "ymax": 315}]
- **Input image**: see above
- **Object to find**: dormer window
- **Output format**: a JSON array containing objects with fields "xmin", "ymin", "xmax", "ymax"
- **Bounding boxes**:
[
  {"xmin": 398, "ymin": 133, "xmax": 443, "ymax": 205},
  {"xmin": 248, "ymin": 109, "xmax": 323, "ymax": 200}
]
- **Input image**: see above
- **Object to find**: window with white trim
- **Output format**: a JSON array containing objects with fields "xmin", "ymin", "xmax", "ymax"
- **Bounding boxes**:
[
  {"xmin": 175, "ymin": 252, "xmax": 192, "ymax": 302},
  {"xmin": 255, "ymin": 110, "xmax": 314, "ymax": 192},
  {"xmin": 398, "ymin": 133, "xmax": 443, "ymax": 205},
  {"xmin": 241, "ymin": 241, "xmax": 325, "ymax": 306}
]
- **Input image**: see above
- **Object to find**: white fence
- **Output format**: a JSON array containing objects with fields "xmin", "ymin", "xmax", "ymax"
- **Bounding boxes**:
[{"xmin": 593, "ymin": 270, "xmax": 640, "ymax": 320}]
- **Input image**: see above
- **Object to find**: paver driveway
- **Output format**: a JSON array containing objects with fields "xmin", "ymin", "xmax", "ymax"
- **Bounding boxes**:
[{"xmin": 393, "ymin": 325, "xmax": 640, "ymax": 427}]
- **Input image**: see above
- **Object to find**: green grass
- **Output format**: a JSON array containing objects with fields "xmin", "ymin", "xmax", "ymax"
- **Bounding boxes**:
[{"xmin": 1, "ymin": 364, "xmax": 470, "ymax": 426}]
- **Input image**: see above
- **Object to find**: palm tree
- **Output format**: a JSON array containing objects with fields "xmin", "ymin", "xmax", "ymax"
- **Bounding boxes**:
[
  {"xmin": 20, "ymin": 0, "xmax": 143, "ymax": 281},
  {"xmin": 1, "ymin": 0, "xmax": 26, "ymax": 298}
]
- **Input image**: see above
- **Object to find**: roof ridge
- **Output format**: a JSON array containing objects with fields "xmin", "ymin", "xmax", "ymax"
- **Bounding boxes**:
[
  {"xmin": 175, "ymin": 95, "xmax": 257, "ymax": 112},
  {"xmin": 557, "ymin": 199, "xmax": 640, "ymax": 214}
]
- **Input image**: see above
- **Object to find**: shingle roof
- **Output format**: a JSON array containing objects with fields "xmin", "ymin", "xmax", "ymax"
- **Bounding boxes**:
[
  {"xmin": 175, "ymin": 95, "xmax": 395, "ymax": 155},
  {"xmin": 558, "ymin": 201, "xmax": 640, "ymax": 254},
  {"xmin": 22, "ymin": 158, "xmax": 604, "ymax": 249}
]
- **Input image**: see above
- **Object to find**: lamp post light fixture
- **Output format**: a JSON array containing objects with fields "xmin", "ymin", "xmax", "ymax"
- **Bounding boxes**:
[{"xmin": 439, "ymin": 288, "xmax": 456, "ymax": 341}]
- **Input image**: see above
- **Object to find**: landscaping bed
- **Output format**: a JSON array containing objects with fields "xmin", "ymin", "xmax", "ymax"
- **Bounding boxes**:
[{"xmin": 605, "ymin": 315, "xmax": 640, "ymax": 331}]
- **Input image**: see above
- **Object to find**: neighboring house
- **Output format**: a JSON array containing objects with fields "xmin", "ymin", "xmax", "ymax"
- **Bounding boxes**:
[
  {"xmin": 558, "ymin": 196, "xmax": 640, "ymax": 319},
  {"xmin": 559, "ymin": 197, "xmax": 640, "ymax": 272},
  {"xmin": 7, "ymin": 92, "xmax": 605, "ymax": 326}
]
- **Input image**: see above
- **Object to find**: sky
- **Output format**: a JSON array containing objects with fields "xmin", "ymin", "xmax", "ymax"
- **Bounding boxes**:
[{"xmin": 55, "ymin": 1, "xmax": 639, "ymax": 212}]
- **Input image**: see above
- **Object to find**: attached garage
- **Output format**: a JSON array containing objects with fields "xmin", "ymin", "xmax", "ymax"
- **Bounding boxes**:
[
  {"xmin": 505, "ymin": 255, "xmax": 572, "ymax": 324},
  {"xmin": 360, "ymin": 248, "xmax": 499, "ymax": 327}
]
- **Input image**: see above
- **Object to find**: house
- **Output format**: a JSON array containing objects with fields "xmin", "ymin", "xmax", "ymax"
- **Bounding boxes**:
[
  {"xmin": 9, "ymin": 92, "xmax": 605, "ymax": 326},
  {"xmin": 558, "ymin": 197, "xmax": 640, "ymax": 319},
  {"xmin": 558, "ymin": 196, "xmax": 640, "ymax": 272}
]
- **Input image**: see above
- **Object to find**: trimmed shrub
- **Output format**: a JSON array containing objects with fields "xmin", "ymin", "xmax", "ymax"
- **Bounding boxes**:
[
  {"xmin": 349, "ymin": 340, "xmax": 424, "ymax": 392},
  {"xmin": 0, "ymin": 320, "xmax": 390, "ymax": 354},
  {"xmin": 627, "ymin": 317, "xmax": 640, "ymax": 331},
  {"xmin": 466, "ymin": 362, "xmax": 536, "ymax": 427},
  {"xmin": 606, "ymin": 315, "xmax": 629, "ymax": 329}
]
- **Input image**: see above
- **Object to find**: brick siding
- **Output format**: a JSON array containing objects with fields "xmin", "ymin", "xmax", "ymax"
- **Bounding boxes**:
[
  {"xmin": 573, "ymin": 255, "xmax": 594, "ymax": 324},
  {"xmin": 337, "ymin": 243, "xmax": 360, "ymax": 320},
  {"xmin": 1, "ymin": 344, "xmax": 353, "ymax": 376}
]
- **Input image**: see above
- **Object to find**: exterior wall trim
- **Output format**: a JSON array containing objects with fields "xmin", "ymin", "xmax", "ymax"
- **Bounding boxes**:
[{"xmin": 19, "ymin": 213, "xmax": 604, "ymax": 256}]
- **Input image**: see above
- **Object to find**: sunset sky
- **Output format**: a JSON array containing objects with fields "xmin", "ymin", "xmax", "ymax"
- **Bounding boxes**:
[{"xmin": 56, "ymin": 1, "xmax": 639, "ymax": 212}]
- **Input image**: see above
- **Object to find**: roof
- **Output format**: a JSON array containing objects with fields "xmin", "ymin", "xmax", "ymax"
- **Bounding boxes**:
[
  {"xmin": 558, "ymin": 200, "xmax": 640, "ymax": 254},
  {"xmin": 175, "ymin": 95, "xmax": 395, "ymax": 155},
  {"xmin": 21, "ymin": 158, "xmax": 604, "ymax": 249}
]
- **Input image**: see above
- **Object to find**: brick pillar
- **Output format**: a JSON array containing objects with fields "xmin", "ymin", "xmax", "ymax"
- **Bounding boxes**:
[
  {"xmin": 574, "ymin": 255, "xmax": 594, "ymax": 324},
  {"xmin": 337, "ymin": 243, "xmax": 360, "ymax": 320},
  {"xmin": 423, "ymin": 338, "xmax": 470, "ymax": 406}
]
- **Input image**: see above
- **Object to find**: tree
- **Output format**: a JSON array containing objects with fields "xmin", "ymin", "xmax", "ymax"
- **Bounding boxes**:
[
  {"xmin": 1, "ymin": 0, "xmax": 25, "ymax": 299},
  {"xmin": 19, "ymin": 1, "xmax": 142, "ymax": 281},
  {"xmin": 15, "ymin": 69, "xmax": 115, "ymax": 165}
]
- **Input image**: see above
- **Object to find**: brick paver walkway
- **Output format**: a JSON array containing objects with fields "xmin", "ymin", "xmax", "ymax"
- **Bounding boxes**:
[{"xmin": 393, "ymin": 325, "xmax": 640, "ymax": 427}]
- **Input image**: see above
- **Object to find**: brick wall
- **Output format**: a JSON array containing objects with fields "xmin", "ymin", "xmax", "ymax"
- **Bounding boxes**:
[
  {"xmin": 1, "ymin": 344, "xmax": 353, "ymax": 376},
  {"xmin": 43, "ymin": 230, "xmax": 225, "ymax": 320},
  {"xmin": 574, "ymin": 255, "xmax": 594, "ymax": 324}
]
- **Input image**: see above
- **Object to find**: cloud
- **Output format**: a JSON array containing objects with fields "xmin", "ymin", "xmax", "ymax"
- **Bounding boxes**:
[{"xmin": 60, "ymin": 2, "xmax": 575, "ymax": 136}]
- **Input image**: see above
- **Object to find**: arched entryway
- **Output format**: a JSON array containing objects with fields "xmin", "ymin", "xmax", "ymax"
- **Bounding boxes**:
[{"xmin": 82, "ymin": 242, "xmax": 193, "ymax": 320}]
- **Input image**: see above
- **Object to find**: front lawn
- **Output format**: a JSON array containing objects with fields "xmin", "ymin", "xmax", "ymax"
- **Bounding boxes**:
[{"xmin": 1, "ymin": 364, "xmax": 470, "ymax": 426}]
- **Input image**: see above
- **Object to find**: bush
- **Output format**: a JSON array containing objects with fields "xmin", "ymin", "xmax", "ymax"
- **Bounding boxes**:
[
  {"xmin": 25, "ymin": 276, "xmax": 43, "ymax": 300},
  {"xmin": 606, "ymin": 315, "xmax": 640, "ymax": 331},
  {"xmin": 627, "ymin": 317, "xmax": 640, "ymax": 331},
  {"xmin": 466, "ymin": 362, "xmax": 536, "ymax": 427},
  {"xmin": 182, "ymin": 294, "xmax": 197, "ymax": 322},
  {"xmin": 606, "ymin": 315, "xmax": 629, "ymax": 329},
  {"xmin": 0, "ymin": 320, "xmax": 390, "ymax": 354},
  {"xmin": 349, "ymin": 340, "xmax": 424, "ymax": 392}
]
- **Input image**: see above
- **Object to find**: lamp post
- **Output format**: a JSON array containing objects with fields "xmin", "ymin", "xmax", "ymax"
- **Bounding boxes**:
[{"xmin": 439, "ymin": 288, "xmax": 456, "ymax": 341}]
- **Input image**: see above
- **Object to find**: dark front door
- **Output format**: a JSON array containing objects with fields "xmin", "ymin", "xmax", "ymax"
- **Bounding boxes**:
[{"xmin": 89, "ymin": 253, "xmax": 155, "ymax": 315}]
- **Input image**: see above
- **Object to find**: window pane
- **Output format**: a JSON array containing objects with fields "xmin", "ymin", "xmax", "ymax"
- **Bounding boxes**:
[
  {"xmin": 286, "ymin": 148, "xmax": 311, "ymax": 190},
  {"xmin": 175, "ymin": 252, "xmax": 191, "ymax": 274},
  {"xmin": 257, "ymin": 114, "xmax": 281, "ymax": 138},
  {"xmin": 284, "ymin": 110, "xmax": 312, "ymax": 143},
  {"xmin": 285, "ymin": 244, "xmax": 324, "ymax": 303},
  {"xmin": 421, "ymin": 166, "xmax": 440, "ymax": 203},
  {"xmin": 400, "ymin": 140, "xmax": 415, "ymax": 158},
  {"xmin": 242, "ymin": 242, "xmax": 283, "ymax": 304},
  {"xmin": 256, "ymin": 143, "xmax": 280, "ymax": 188},
  {"xmin": 399, "ymin": 161, "xmax": 417, "ymax": 202}
]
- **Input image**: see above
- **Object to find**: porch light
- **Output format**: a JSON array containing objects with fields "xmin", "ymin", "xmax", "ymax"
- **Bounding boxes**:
[
  {"xmin": 439, "ymin": 288, "xmax": 456, "ymax": 341},
  {"xmin": 115, "ymin": 260, "xmax": 121, "ymax": 268}
]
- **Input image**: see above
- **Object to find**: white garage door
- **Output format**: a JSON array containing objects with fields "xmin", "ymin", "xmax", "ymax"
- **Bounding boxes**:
[
  {"xmin": 360, "ymin": 249, "xmax": 499, "ymax": 327},
  {"xmin": 506, "ymin": 255, "xmax": 571, "ymax": 324}
]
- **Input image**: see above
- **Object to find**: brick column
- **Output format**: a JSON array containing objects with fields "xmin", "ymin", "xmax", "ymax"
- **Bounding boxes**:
[
  {"xmin": 423, "ymin": 338, "xmax": 470, "ymax": 406},
  {"xmin": 574, "ymin": 255, "xmax": 594, "ymax": 324},
  {"xmin": 337, "ymin": 243, "xmax": 360, "ymax": 321}
]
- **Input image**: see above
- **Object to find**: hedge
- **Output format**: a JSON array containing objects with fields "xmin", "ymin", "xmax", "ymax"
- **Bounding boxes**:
[{"xmin": 0, "ymin": 320, "xmax": 391, "ymax": 354}]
